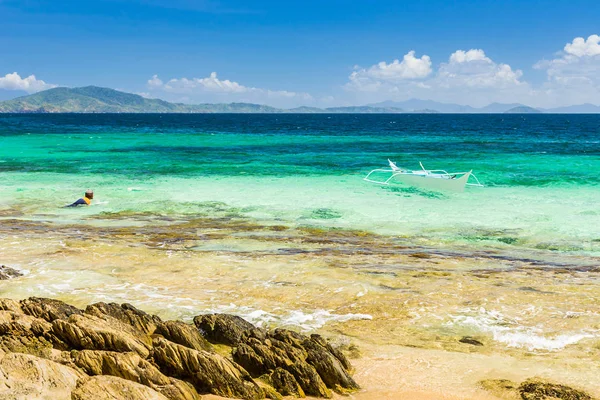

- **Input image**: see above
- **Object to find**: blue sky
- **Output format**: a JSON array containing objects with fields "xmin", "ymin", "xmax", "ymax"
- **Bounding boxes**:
[{"xmin": 1, "ymin": 0, "xmax": 599, "ymax": 107}]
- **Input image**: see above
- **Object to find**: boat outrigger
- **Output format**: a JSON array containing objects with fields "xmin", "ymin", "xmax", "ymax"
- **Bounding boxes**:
[{"xmin": 364, "ymin": 160, "xmax": 483, "ymax": 192}]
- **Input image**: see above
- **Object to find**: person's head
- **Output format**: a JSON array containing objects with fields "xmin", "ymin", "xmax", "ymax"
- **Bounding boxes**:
[{"xmin": 85, "ymin": 190, "xmax": 94, "ymax": 199}]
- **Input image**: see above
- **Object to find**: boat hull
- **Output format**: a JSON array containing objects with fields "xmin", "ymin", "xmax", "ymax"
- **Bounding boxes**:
[{"xmin": 391, "ymin": 171, "xmax": 471, "ymax": 192}]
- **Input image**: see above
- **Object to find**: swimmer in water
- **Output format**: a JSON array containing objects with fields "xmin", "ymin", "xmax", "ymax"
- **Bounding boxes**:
[{"xmin": 66, "ymin": 190, "xmax": 93, "ymax": 207}]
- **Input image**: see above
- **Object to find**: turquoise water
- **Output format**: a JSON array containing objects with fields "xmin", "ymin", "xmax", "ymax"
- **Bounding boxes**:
[{"xmin": 1, "ymin": 113, "xmax": 599, "ymax": 255}]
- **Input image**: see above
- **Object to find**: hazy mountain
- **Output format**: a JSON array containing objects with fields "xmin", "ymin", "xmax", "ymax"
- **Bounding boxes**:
[
  {"xmin": 324, "ymin": 106, "xmax": 403, "ymax": 113},
  {"xmin": 369, "ymin": 99, "xmax": 477, "ymax": 113},
  {"xmin": 543, "ymin": 104, "xmax": 600, "ymax": 113},
  {"xmin": 369, "ymin": 99, "xmax": 532, "ymax": 113},
  {"xmin": 0, "ymin": 86, "xmax": 402, "ymax": 114},
  {"xmin": 480, "ymin": 102, "xmax": 527, "ymax": 113},
  {"xmin": 1, "ymin": 86, "xmax": 599, "ymax": 114},
  {"xmin": 504, "ymin": 106, "xmax": 542, "ymax": 114}
]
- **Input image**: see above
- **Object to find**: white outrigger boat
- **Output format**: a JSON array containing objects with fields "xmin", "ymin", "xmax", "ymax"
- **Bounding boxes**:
[{"xmin": 364, "ymin": 160, "xmax": 483, "ymax": 192}]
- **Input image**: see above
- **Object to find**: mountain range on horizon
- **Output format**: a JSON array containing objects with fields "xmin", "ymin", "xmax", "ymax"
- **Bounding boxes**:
[{"xmin": 0, "ymin": 86, "xmax": 599, "ymax": 114}]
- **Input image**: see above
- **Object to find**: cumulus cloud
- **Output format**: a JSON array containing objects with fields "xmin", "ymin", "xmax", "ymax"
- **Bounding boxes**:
[
  {"xmin": 0, "ymin": 72, "xmax": 58, "ymax": 93},
  {"xmin": 564, "ymin": 34, "xmax": 600, "ymax": 57},
  {"xmin": 437, "ymin": 49, "xmax": 524, "ymax": 89},
  {"xmin": 534, "ymin": 34, "xmax": 600, "ymax": 106},
  {"xmin": 147, "ymin": 72, "xmax": 313, "ymax": 107},
  {"xmin": 345, "ymin": 49, "xmax": 527, "ymax": 106},
  {"xmin": 347, "ymin": 51, "xmax": 432, "ymax": 91}
]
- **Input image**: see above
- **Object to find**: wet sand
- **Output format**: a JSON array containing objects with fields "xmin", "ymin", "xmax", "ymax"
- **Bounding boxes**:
[{"xmin": 1, "ymin": 213, "xmax": 599, "ymax": 398}]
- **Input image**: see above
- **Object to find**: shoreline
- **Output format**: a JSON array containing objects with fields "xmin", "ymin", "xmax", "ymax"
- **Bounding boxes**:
[{"xmin": 1, "ymin": 296, "xmax": 598, "ymax": 399}]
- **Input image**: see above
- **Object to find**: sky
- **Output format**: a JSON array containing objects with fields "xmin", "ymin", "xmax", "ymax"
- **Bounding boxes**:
[{"xmin": 1, "ymin": 0, "xmax": 599, "ymax": 108}]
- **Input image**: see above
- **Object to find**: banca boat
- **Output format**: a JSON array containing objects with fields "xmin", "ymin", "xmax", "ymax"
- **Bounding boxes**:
[{"xmin": 364, "ymin": 160, "xmax": 483, "ymax": 192}]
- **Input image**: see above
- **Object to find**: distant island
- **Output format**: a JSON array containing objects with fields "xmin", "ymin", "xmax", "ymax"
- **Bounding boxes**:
[{"xmin": 1, "ymin": 86, "xmax": 599, "ymax": 114}]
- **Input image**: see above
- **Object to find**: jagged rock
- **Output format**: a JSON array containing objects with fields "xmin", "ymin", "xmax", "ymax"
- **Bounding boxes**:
[
  {"xmin": 263, "ymin": 368, "xmax": 305, "ymax": 397},
  {"xmin": 85, "ymin": 302, "xmax": 161, "ymax": 335},
  {"xmin": 151, "ymin": 337, "xmax": 264, "ymax": 399},
  {"xmin": 0, "ymin": 352, "xmax": 85, "ymax": 399},
  {"xmin": 233, "ymin": 336, "xmax": 330, "ymax": 398},
  {"xmin": 73, "ymin": 350, "xmax": 200, "ymax": 400},
  {"xmin": 233, "ymin": 329, "xmax": 357, "ymax": 397},
  {"xmin": 155, "ymin": 320, "xmax": 213, "ymax": 352},
  {"xmin": 51, "ymin": 313, "xmax": 152, "ymax": 357},
  {"xmin": 518, "ymin": 378, "xmax": 593, "ymax": 400},
  {"xmin": 194, "ymin": 313, "xmax": 264, "ymax": 346},
  {"xmin": 479, "ymin": 378, "xmax": 519, "ymax": 398},
  {"xmin": 0, "ymin": 310, "xmax": 37, "ymax": 335},
  {"xmin": 310, "ymin": 334, "xmax": 353, "ymax": 372},
  {"xmin": 71, "ymin": 375, "xmax": 169, "ymax": 400},
  {"xmin": 0, "ymin": 265, "xmax": 22, "ymax": 280},
  {"xmin": 0, "ymin": 334, "xmax": 55, "ymax": 358},
  {"xmin": 0, "ymin": 299, "xmax": 22, "ymax": 313},
  {"xmin": 459, "ymin": 336, "xmax": 484, "ymax": 346},
  {"xmin": 20, "ymin": 297, "xmax": 82, "ymax": 322},
  {"xmin": 302, "ymin": 335, "xmax": 359, "ymax": 393}
]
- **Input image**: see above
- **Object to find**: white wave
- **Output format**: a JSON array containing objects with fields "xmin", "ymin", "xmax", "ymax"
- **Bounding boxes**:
[{"xmin": 448, "ymin": 307, "xmax": 596, "ymax": 351}]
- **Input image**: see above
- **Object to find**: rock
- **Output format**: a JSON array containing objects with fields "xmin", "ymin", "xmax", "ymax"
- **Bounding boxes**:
[
  {"xmin": 518, "ymin": 378, "xmax": 593, "ymax": 400},
  {"xmin": 0, "ymin": 334, "xmax": 55, "ymax": 358},
  {"xmin": 20, "ymin": 297, "xmax": 83, "ymax": 322},
  {"xmin": 302, "ymin": 336, "xmax": 359, "ymax": 393},
  {"xmin": 233, "ymin": 329, "xmax": 357, "ymax": 397},
  {"xmin": 71, "ymin": 375, "xmax": 169, "ymax": 400},
  {"xmin": 155, "ymin": 320, "xmax": 213, "ymax": 352},
  {"xmin": 478, "ymin": 379, "xmax": 520, "ymax": 399},
  {"xmin": 310, "ymin": 334, "xmax": 352, "ymax": 372},
  {"xmin": 0, "ymin": 310, "xmax": 37, "ymax": 335},
  {"xmin": 0, "ymin": 265, "xmax": 22, "ymax": 280},
  {"xmin": 73, "ymin": 350, "xmax": 200, "ymax": 400},
  {"xmin": 233, "ymin": 336, "xmax": 330, "ymax": 398},
  {"xmin": 0, "ymin": 352, "xmax": 85, "ymax": 400},
  {"xmin": 51, "ymin": 313, "xmax": 152, "ymax": 358},
  {"xmin": 263, "ymin": 368, "xmax": 305, "ymax": 397},
  {"xmin": 151, "ymin": 337, "xmax": 263, "ymax": 399},
  {"xmin": 85, "ymin": 302, "xmax": 161, "ymax": 335},
  {"xmin": 194, "ymin": 314, "xmax": 263, "ymax": 346},
  {"xmin": 0, "ymin": 299, "xmax": 22, "ymax": 313},
  {"xmin": 459, "ymin": 336, "xmax": 484, "ymax": 346}
]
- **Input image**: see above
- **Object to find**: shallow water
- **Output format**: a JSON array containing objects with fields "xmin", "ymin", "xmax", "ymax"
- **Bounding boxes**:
[{"xmin": 1, "ymin": 114, "xmax": 599, "ymax": 394}]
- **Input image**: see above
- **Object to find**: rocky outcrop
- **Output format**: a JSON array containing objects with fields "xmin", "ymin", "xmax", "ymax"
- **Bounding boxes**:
[
  {"xmin": 232, "ymin": 328, "xmax": 358, "ymax": 397},
  {"xmin": 261, "ymin": 368, "xmax": 305, "ymax": 397},
  {"xmin": 479, "ymin": 378, "xmax": 596, "ymax": 400},
  {"xmin": 155, "ymin": 320, "xmax": 213, "ymax": 352},
  {"xmin": 0, "ymin": 352, "xmax": 84, "ymax": 399},
  {"xmin": 85, "ymin": 302, "xmax": 161, "ymax": 335},
  {"xmin": 0, "ymin": 265, "xmax": 22, "ymax": 280},
  {"xmin": 194, "ymin": 313, "xmax": 261, "ymax": 346},
  {"xmin": 71, "ymin": 375, "xmax": 170, "ymax": 400},
  {"xmin": 20, "ymin": 297, "xmax": 82, "ymax": 322},
  {"xmin": 0, "ymin": 265, "xmax": 23, "ymax": 281},
  {"xmin": 519, "ymin": 378, "xmax": 594, "ymax": 400},
  {"xmin": 73, "ymin": 350, "xmax": 200, "ymax": 400},
  {"xmin": 52, "ymin": 313, "xmax": 153, "ymax": 357},
  {"xmin": 0, "ymin": 297, "xmax": 360, "ymax": 400},
  {"xmin": 152, "ymin": 337, "xmax": 263, "ymax": 399}
]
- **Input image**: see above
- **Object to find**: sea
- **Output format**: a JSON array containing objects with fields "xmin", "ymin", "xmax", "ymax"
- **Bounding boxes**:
[{"xmin": 0, "ymin": 113, "xmax": 599, "ymax": 361}]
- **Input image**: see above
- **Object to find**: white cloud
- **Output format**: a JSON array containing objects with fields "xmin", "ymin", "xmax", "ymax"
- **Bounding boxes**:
[
  {"xmin": 449, "ymin": 49, "xmax": 490, "ymax": 64},
  {"xmin": 534, "ymin": 34, "xmax": 600, "ymax": 106},
  {"xmin": 345, "ymin": 49, "xmax": 527, "ymax": 106},
  {"xmin": 437, "ymin": 49, "xmax": 524, "ymax": 89},
  {"xmin": 147, "ymin": 72, "xmax": 313, "ymax": 107},
  {"xmin": 0, "ymin": 72, "xmax": 58, "ymax": 93},
  {"xmin": 347, "ymin": 51, "xmax": 432, "ymax": 92},
  {"xmin": 564, "ymin": 34, "xmax": 600, "ymax": 57}
]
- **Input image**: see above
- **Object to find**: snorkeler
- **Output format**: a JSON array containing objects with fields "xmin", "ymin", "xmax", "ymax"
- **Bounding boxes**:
[{"xmin": 66, "ymin": 190, "xmax": 94, "ymax": 207}]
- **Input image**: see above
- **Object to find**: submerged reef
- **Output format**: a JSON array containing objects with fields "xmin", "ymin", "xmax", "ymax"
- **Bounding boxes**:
[{"xmin": 0, "ymin": 297, "xmax": 359, "ymax": 399}]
